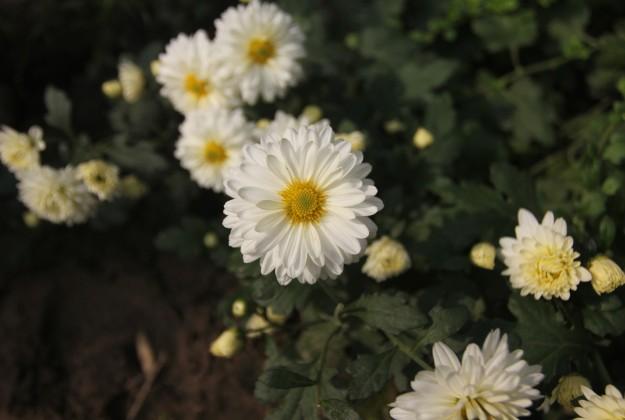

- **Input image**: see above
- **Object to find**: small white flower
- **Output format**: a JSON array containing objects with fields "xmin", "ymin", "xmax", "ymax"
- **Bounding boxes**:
[
  {"xmin": 175, "ymin": 107, "xmax": 253, "ymax": 192},
  {"xmin": 223, "ymin": 124, "xmax": 383, "ymax": 285},
  {"xmin": 76, "ymin": 159, "xmax": 120, "ymax": 201},
  {"xmin": 0, "ymin": 125, "xmax": 45, "ymax": 173},
  {"xmin": 118, "ymin": 60, "xmax": 145, "ymax": 103},
  {"xmin": 362, "ymin": 236, "xmax": 410, "ymax": 282},
  {"xmin": 574, "ymin": 385, "xmax": 625, "ymax": 419},
  {"xmin": 213, "ymin": 1, "xmax": 305, "ymax": 104},
  {"xmin": 18, "ymin": 166, "xmax": 97, "ymax": 225},
  {"xmin": 254, "ymin": 110, "xmax": 328, "ymax": 140},
  {"xmin": 157, "ymin": 30, "xmax": 235, "ymax": 113},
  {"xmin": 499, "ymin": 208, "xmax": 591, "ymax": 300},
  {"xmin": 390, "ymin": 329, "xmax": 544, "ymax": 420},
  {"xmin": 335, "ymin": 131, "xmax": 366, "ymax": 152}
]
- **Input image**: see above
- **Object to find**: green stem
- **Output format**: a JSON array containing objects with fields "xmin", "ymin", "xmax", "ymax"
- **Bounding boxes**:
[
  {"xmin": 593, "ymin": 351, "xmax": 612, "ymax": 385},
  {"xmin": 316, "ymin": 327, "xmax": 342, "ymax": 401},
  {"xmin": 498, "ymin": 55, "xmax": 571, "ymax": 86},
  {"xmin": 384, "ymin": 332, "xmax": 433, "ymax": 370}
]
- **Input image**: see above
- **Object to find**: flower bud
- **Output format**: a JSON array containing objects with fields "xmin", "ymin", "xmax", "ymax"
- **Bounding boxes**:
[
  {"xmin": 256, "ymin": 118, "xmax": 271, "ymax": 129},
  {"xmin": 413, "ymin": 127, "xmax": 434, "ymax": 149},
  {"xmin": 266, "ymin": 306, "xmax": 288, "ymax": 325},
  {"xmin": 362, "ymin": 236, "xmax": 411, "ymax": 282},
  {"xmin": 335, "ymin": 131, "xmax": 366, "ymax": 151},
  {"xmin": 118, "ymin": 60, "xmax": 145, "ymax": 103},
  {"xmin": 101, "ymin": 80, "xmax": 122, "ymax": 98},
  {"xmin": 384, "ymin": 119, "xmax": 405, "ymax": 134},
  {"xmin": 589, "ymin": 256, "xmax": 625, "ymax": 295},
  {"xmin": 232, "ymin": 299, "xmax": 247, "ymax": 318},
  {"xmin": 246, "ymin": 313, "xmax": 272, "ymax": 338},
  {"xmin": 209, "ymin": 328, "xmax": 242, "ymax": 358},
  {"xmin": 301, "ymin": 105, "xmax": 323, "ymax": 123},
  {"xmin": 470, "ymin": 242, "xmax": 496, "ymax": 270},
  {"xmin": 540, "ymin": 373, "xmax": 590, "ymax": 414},
  {"xmin": 23, "ymin": 211, "xmax": 40, "ymax": 228},
  {"xmin": 119, "ymin": 175, "xmax": 148, "ymax": 199},
  {"xmin": 150, "ymin": 60, "xmax": 160, "ymax": 77},
  {"xmin": 203, "ymin": 232, "xmax": 219, "ymax": 249}
]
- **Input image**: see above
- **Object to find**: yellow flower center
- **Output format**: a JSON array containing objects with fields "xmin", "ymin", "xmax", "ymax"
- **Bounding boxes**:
[
  {"xmin": 247, "ymin": 37, "xmax": 276, "ymax": 64},
  {"xmin": 523, "ymin": 245, "xmax": 577, "ymax": 291},
  {"xmin": 280, "ymin": 180, "xmax": 327, "ymax": 225},
  {"xmin": 203, "ymin": 140, "xmax": 228, "ymax": 165},
  {"xmin": 184, "ymin": 73, "xmax": 211, "ymax": 100}
]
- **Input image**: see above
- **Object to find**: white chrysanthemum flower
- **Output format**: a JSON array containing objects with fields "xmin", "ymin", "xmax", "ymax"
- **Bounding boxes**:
[
  {"xmin": 213, "ymin": 1, "xmax": 305, "ymax": 104},
  {"xmin": 18, "ymin": 166, "xmax": 98, "ymax": 225},
  {"xmin": 499, "ymin": 208, "xmax": 591, "ymax": 300},
  {"xmin": 0, "ymin": 125, "xmax": 45, "ymax": 173},
  {"xmin": 118, "ymin": 60, "xmax": 145, "ymax": 103},
  {"xmin": 574, "ymin": 385, "xmax": 625, "ymax": 419},
  {"xmin": 223, "ymin": 124, "xmax": 384, "ymax": 285},
  {"xmin": 175, "ymin": 107, "xmax": 253, "ymax": 192},
  {"xmin": 253, "ymin": 111, "xmax": 328, "ymax": 140},
  {"xmin": 76, "ymin": 159, "xmax": 120, "ymax": 201},
  {"xmin": 157, "ymin": 30, "xmax": 235, "ymax": 113},
  {"xmin": 390, "ymin": 329, "xmax": 544, "ymax": 420},
  {"xmin": 362, "ymin": 236, "xmax": 410, "ymax": 282}
]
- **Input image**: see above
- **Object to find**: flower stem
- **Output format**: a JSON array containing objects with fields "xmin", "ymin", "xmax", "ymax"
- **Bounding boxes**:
[
  {"xmin": 593, "ymin": 351, "xmax": 612, "ymax": 385},
  {"xmin": 384, "ymin": 332, "xmax": 433, "ymax": 371}
]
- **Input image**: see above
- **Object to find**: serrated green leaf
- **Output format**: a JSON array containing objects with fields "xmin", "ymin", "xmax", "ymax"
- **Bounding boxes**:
[
  {"xmin": 347, "ymin": 294, "xmax": 428, "ymax": 334},
  {"xmin": 472, "ymin": 10, "xmax": 537, "ymax": 52},
  {"xmin": 490, "ymin": 162, "xmax": 538, "ymax": 211},
  {"xmin": 347, "ymin": 349, "xmax": 395, "ymax": 400},
  {"xmin": 417, "ymin": 305, "xmax": 470, "ymax": 346},
  {"xmin": 258, "ymin": 367, "xmax": 317, "ymax": 389},
  {"xmin": 44, "ymin": 86, "xmax": 72, "ymax": 135},
  {"xmin": 583, "ymin": 295, "xmax": 625, "ymax": 337},
  {"xmin": 399, "ymin": 58, "xmax": 457, "ymax": 100},
  {"xmin": 320, "ymin": 399, "xmax": 361, "ymax": 420},
  {"xmin": 105, "ymin": 140, "xmax": 168, "ymax": 174},
  {"xmin": 252, "ymin": 279, "xmax": 311, "ymax": 315},
  {"xmin": 154, "ymin": 217, "xmax": 208, "ymax": 258}
]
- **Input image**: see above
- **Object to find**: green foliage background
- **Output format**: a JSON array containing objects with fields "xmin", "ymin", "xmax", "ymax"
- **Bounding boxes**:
[{"xmin": 3, "ymin": 0, "xmax": 625, "ymax": 418}]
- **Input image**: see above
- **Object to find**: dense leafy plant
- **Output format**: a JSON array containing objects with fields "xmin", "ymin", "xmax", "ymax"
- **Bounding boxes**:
[{"xmin": 4, "ymin": 0, "xmax": 625, "ymax": 418}]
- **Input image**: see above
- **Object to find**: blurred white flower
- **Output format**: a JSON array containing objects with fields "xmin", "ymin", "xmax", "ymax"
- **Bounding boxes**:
[
  {"xmin": 390, "ymin": 329, "xmax": 544, "ymax": 420},
  {"xmin": 18, "ymin": 166, "xmax": 97, "ymax": 225},
  {"xmin": 574, "ymin": 385, "xmax": 625, "ymax": 419},
  {"xmin": 101, "ymin": 80, "xmax": 122, "ymax": 98},
  {"xmin": 335, "ymin": 131, "xmax": 366, "ymax": 152},
  {"xmin": 254, "ymin": 110, "xmax": 328, "ymax": 140},
  {"xmin": 500, "ymin": 209, "xmax": 591, "ymax": 300},
  {"xmin": 118, "ymin": 60, "xmax": 145, "ymax": 103},
  {"xmin": 0, "ymin": 125, "xmax": 45, "ymax": 174},
  {"xmin": 157, "ymin": 30, "xmax": 235, "ymax": 113},
  {"xmin": 77, "ymin": 159, "xmax": 120, "ymax": 201},
  {"xmin": 362, "ymin": 236, "xmax": 410, "ymax": 282},
  {"xmin": 214, "ymin": 1, "xmax": 305, "ymax": 104},
  {"xmin": 175, "ymin": 107, "xmax": 253, "ymax": 192},
  {"xmin": 223, "ymin": 124, "xmax": 383, "ymax": 285}
]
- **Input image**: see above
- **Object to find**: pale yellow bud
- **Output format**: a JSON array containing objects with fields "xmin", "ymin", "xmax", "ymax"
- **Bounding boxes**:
[
  {"xmin": 119, "ymin": 175, "xmax": 148, "ymax": 199},
  {"xmin": 266, "ymin": 306, "xmax": 288, "ymax": 325},
  {"xmin": 209, "ymin": 328, "xmax": 242, "ymax": 358},
  {"xmin": 150, "ymin": 60, "xmax": 160, "ymax": 77},
  {"xmin": 256, "ymin": 118, "xmax": 271, "ymax": 129},
  {"xmin": 384, "ymin": 119, "xmax": 405, "ymax": 134},
  {"xmin": 413, "ymin": 127, "xmax": 434, "ymax": 149},
  {"xmin": 589, "ymin": 256, "xmax": 625, "ymax": 295},
  {"xmin": 118, "ymin": 60, "xmax": 145, "ymax": 103},
  {"xmin": 101, "ymin": 80, "xmax": 122, "ymax": 98},
  {"xmin": 246, "ymin": 313, "xmax": 273, "ymax": 338},
  {"xmin": 335, "ymin": 131, "xmax": 366, "ymax": 151},
  {"xmin": 203, "ymin": 232, "xmax": 219, "ymax": 249},
  {"xmin": 301, "ymin": 105, "xmax": 323, "ymax": 123},
  {"xmin": 23, "ymin": 211, "xmax": 40, "ymax": 228},
  {"xmin": 470, "ymin": 242, "xmax": 496, "ymax": 270},
  {"xmin": 540, "ymin": 373, "xmax": 590, "ymax": 414},
  {"xmin": 362, "ymin": 236, "xmax": 411, "ymax": 282},
  {"xmin": 232, "ymin": 299, "xmax": 247, "ymax": 318}
]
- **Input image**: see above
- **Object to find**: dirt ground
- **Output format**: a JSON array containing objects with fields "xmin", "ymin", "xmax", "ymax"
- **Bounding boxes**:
[{"xmin": 0, "ymin": 255, "xmax": 265, "ymax": 420}]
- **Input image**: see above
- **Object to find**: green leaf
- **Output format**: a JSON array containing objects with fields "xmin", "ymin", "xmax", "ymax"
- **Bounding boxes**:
[
  {"xmin": 320, "ymin": 399, "xmax": 361, "ymax": 420},
  {"xmin": 347, "ymin": 349, "xmax": 395, "ymax": 400},
  {"xmin": 267, "ymin": 387, "xmax": 317, "ymax": 420},
  {"xmin": 505, "ymin": 79, "xmax": 556, "ymax": 147},
  {"xmin": 424, "ymin": 94, "xmax": 456, "ymax": 138},
  {"xmin": 490, "ymin": 162, "xmax": 538, "ymax": 211},
  {"xmin": 252, "ymin": 279, "xmax": 311, "ymax": 315},
  {"xmin": 508, "ymin": 294, "xmax": 591, "ymax": 380},
  {"xmin": 604, "ymin": 132, "xmax": 625, "ymax": 164},
  {"xmin": 472, "ymin": 10, "xmax": 537, "ymax": 52},
  {"xmin": 347, "ymin": 294, "xmax": 428, "ymax": 334},
  {"xmin": 258, "ymin": 367, "xmax": 317, "ymax": 389},
  {"xmin": 399, "ymin": 58, "xmax": 457, "ymax": 100},
  {"xmin": 583, "ymin": 295, "xmax": 625, "ymax": 338},
  {"xmin": 105, "ymin": 139, "xmax": 168, "ymax": 174},
  {"xmin": 154, "ymin": 217, "xmax": 208, "ymax": 258},
  {"xmin": 417, "ymin": 305, "xmax": 470, "ymax": 346},
  {"xmin": 44, "ymin": 86, "xmax": 72, "ymax": 135}
]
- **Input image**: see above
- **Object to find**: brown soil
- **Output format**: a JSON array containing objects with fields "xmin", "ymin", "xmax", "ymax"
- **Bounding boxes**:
[{"xmin": 0, "ymin": 255, "xmax": 265, "ymax": 420}]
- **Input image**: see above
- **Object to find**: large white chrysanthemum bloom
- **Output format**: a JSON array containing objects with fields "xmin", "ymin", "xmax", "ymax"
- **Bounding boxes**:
[
  {"xmin": 223, "ymin": 124, "xmax": 383, "ymax": 285},
  {"xmin": 213, "ymin": 1, "xmax": 305, "ymax": 105},
  {"xmin": 157, "ymin": 30, "xmax": 235, "ymax": 113},
  {"xmin": 18, "ymin": 166, "xmax": 98, "ymax": 225},
  {"xmin": 390, "ymin": 329, "xmax": 544, "ymax": 420},
  {"xmin": 254, "ymin": 110, "xmax": 328, "ymax": 140},
  {"xmin": 499, "ymin": 208, "xmax": 591, "ymax": 300},
  {"xmin": 0, "ymin": 125, "xmax": 45, "ymax": 174},
  {"xmin": 574, "ymin": 385, "xmax": 625, "ymax": 419},
  {"xmin": 175, "ymin": 107, "xmax": 253, "ymax": 192}
]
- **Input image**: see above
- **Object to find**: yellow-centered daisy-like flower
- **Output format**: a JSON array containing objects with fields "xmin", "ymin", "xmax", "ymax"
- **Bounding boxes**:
[
  {"xmin": 499, "ymin": 209, "xmax": 591, "ymax": 300},
  {"xmin": 77, "ymin": 160, "xmax": 120, "ymax": 201},
  {"xmin": 0, "ymin": 125, "xmax": 45, "ymax": 174},
  {"xmin": 362, "ymin": 236, "xmax": 411, "ymax": 282},
  {"xmin": 588, "ymin": 256, "xmax": 625, "ymax": 295}
]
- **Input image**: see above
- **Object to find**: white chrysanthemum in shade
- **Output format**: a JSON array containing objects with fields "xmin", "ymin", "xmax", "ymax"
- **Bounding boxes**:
[
  {"xmin": 118, "ymin": 60, "xmax": 145, "ymax": 103},
  {"xmin": 223, "ymin": 124, "xmax": 383, "ymax": 285},
  {"xmin": 499, "ymin": 208, "xmax": 591, "ymax": 300},
  {"xmin": 0, "ymin": 125, "xmax": 45, "ymax": 173},
  {"xmin": 390, "ymin": 329, "xmax": 544, "ymax": 420},
  {"xmin": 254, "ymin": 110, "xmax": 328, "ymax": 140},
  {"xmin": 362, "ymin": 236, "xmax": 410, "ymax": 282},
  {"xmin": 76, "ymin": 159, "xmax": 120, "ymax": 201},
  {"xmin": 213, "ymin": 1, "xmax": 305, "ymax": 105},
  {"xmin": 18, "ymin": 166, "xmax": 97, "ymax": 225},
  {"xmin": 157, "ymin": 30, "xmax": 235, "ymax": 113},
  {"xmin": 175, "ymin": 107, "xmax": 253, "ymax": 192},
  {"xmin": 574, "ymin": 385, "xmax": 625, "ymax": 419}
]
